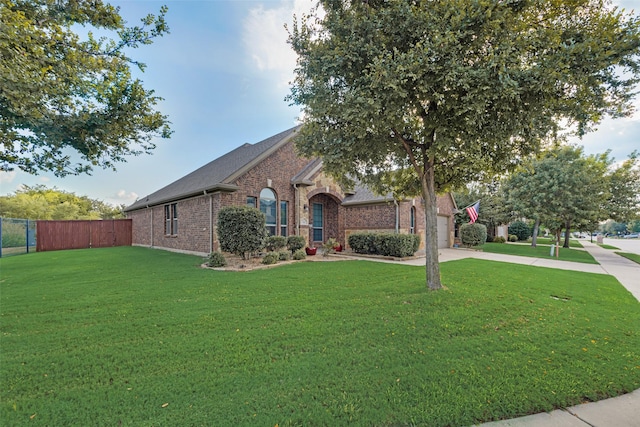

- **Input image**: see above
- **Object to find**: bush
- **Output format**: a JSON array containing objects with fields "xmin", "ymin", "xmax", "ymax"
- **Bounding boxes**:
[
  {"xmin": 286, "ymin": 235, "xmax": 306, "ymax": 253},
  {"xmin": 265, "ymin": 236, "xmax": 287, "ymax": 252},
  {"xmin": 493, "ymin": 236, "xmax": 506, "ymax": 243},
  {"xmin": 292, "ymin": 249, "xmax": 306, "ymax": 260},
  {"xmin": 508, "ymin": 221, "xmax": 531, "ymax": 241},
  {"xmin": 460, "ymin": 223, "xmax": 487, "ymax": 247},
  {"xmin": 262, "ymin": 252, "xmax": 279, "ymax": 265},
  {"xmin": 485, "ymin": 235, "xmax": 494, "ymax": 243},
  {"xmin": 217, "ymin": 206, "xmax": 266, "ymax": 259},
  {"xmin": 509, "ymin": 234, "xmax": 518, "ymax": 242},
  {"xmin": 348, "ymin": 233, "xmax": 378, "ymax": 254},
  {"xmin": 322, "ymin": 238, "xmax": 339, "ymax": 257},
  {"xmin": 206, "ymin": 251, "xmax": 227, "ymax": 268},
  {"xmin": 278, "ymin": 250, "xmax": 291, "ymax": 261},
  {"xmin": 348, "ymin": 232, "xmax": 420, "ymax": 257}
]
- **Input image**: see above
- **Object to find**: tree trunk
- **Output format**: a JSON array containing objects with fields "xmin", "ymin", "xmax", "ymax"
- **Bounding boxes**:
[
  {"xmin": 420, "ymin": 166, "xmax": 442, "ymax": 290},
  {"xmin": 531, "ymin": 218, "xmax": 540, "ymax": 247},
  {"xmin": 563, "ymin": 220, "xmax": 571, "ymax": 248}
]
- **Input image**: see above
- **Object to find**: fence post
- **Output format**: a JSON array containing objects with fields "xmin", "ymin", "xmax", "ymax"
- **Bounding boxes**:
[
  {"xmin": 0, "ymin": 217, "xmax": 3, "ymax": 258},
  {"xmin": 26, "ymin": 219, "xmax": 30, "ymax": 254}
]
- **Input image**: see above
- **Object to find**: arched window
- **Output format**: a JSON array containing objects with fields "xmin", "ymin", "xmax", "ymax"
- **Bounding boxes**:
[{"xmin": 260, "ymin": 188, "xmax": 277, "ymax": 236}]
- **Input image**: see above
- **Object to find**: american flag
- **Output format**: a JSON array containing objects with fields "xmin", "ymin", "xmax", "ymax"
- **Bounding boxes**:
[{"xmin": 466, "ymin": 201, "xmax": 480, "ymax": 224}]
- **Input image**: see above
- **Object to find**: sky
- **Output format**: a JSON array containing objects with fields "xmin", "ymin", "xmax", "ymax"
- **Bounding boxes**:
[{"xmin": 1, "ymin": 0, "xmax": 639, "ymax": 207}]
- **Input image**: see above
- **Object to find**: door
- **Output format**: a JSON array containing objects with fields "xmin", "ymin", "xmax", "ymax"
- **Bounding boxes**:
[
  {"xmin": 437, "ymin": 215, "xmax": 449, "ymax": 248},
  {"xmin": 312, "ymin": 203, "xmax": 323, "ymax": 243}
]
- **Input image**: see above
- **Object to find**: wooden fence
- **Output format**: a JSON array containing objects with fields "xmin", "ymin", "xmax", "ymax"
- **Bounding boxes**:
[{"xmin": 36, "ymin": 219, "xmax": 132, "ymax": 252}]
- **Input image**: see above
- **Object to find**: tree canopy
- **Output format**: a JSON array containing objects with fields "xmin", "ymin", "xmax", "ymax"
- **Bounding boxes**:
[
  {"xmin": 503, "ymin": 146, "xmax": 640, "ymax": 246},
  {"xmin": 287, "ymin": 0, "xmax": 640, "ymax": 290},
  {"xmin": 0, "ymin": 0, "xmax": 172, "ymax": 176},
  {"xmin": 0, "ymin": 184, "xmax": 124, "ymax": 219}
]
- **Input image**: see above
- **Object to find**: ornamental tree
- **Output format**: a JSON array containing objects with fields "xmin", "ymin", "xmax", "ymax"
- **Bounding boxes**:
[
  {"xmin": 287, "ymin": 0, "xmax": 640, "ymax": 290},
  {"xmin": 0, "ymin": 0, "xmax": 172, "ymax": 176}
]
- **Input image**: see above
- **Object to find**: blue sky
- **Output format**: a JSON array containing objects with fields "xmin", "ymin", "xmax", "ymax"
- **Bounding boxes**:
[{"xmin": 1, "ymin": 0, "xmax": 638, "ymax": 206}]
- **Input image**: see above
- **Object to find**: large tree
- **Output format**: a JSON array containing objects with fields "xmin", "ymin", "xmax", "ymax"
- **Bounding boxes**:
[
  {"xmin": 504, "ymin": 146, "xmax": 610, "ymax": 249},
  {"xmin": 0, "ymin": 0, "xmax": 172, "ymax": 176},
  {"xmin": 287, "ymin": 0, "xmax": 640, "ymax": 289}
]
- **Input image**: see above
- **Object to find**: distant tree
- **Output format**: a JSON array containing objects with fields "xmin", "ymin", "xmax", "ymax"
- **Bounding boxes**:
[
  {"xmin": 288, "ymin": 0, "xmax": 640, "ymax": 290},
  {"xmin": 606, "ymin": 151, "xmax": 640, "ymax": 223},
  {"xmin": 0, "ymin": 0, "xmax": 172, "ymax": 176},
  {"xmin": 0, "ymin": 184, "xmax": 123, "ymax": 219},
  {"xmin": 504, "ymin": 146, "xmax": 610, "ymax": 249}
]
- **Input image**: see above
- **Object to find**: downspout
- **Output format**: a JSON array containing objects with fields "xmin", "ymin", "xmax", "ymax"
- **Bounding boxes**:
[
  {"xmin": 206, "ymin": 190, "xmax": 213, "ymax": 253},
  {"xmin": 147, "ymin": 205, "xmax": 154, "ymax": 248},
  {"xmin": 394, "ymin": 199, "xmax": 399, "ymax": 233},
  {"xmin": 294, "ymin": 184, "xmax": 300, "ymax": 235}
]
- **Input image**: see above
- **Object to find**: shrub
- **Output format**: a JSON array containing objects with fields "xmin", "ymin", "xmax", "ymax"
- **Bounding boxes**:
[
  {"xmin": 278, "ymin": 250, "xmax": 290, "ymax": 261},
  {"xmin": 509, "ymin": 234, "xmax": 518, "ymax": 242},
  {"xmin": 508, "ymin": 221, "xmax": 531, "ymax": 241},
  {"xmin": 217, "ymin": 206, "xmax": 266, "ymax": 259},
  {"xmin": 485, "ymin": 235, "xmax": 494, "ymax": 242},
  {"xmin": 493, "ymin": 236, "xmax": 506, "ymax": 243},
  {"xmin": 460, "ymin": 223, "xmax": 487, "ymax": 247},
  {"xmin": 348, "ymin": 232, "xmax": 378, "ymax": 254},
  {"xmin": 348, "ymin": 232, "xmax": 420, "ymax": 257},
  {"xmin": 262, "ymin": 252, "xmax": 279, "ymax": 265},
  {"xmin": 322, "ymin": 238, "xmax": 339, "ymax": 257},
  {"xmin": 206, "ymin": 251, "xmax": 227, "ymax": 268},
  {"xmin": 292, "ymin": 249, "xmax": 306, "ymax": 260},
  {"xmin": 265, "ymin": 236, "xmax": 287, "ymax": 252},
  {"xmin": 286, "ymin": 235, "xmax": 306, "ymax": 253}
]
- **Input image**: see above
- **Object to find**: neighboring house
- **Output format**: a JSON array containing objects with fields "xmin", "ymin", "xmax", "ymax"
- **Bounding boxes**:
[{"xmin": 124, "ymin": 126, "xmax": 457, "ymax": 256}]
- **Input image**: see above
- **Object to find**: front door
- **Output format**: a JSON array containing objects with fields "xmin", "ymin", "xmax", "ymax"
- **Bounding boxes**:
[{"xmin": 312, "ymin": 203, "xmax": 323, "ymax": 243}]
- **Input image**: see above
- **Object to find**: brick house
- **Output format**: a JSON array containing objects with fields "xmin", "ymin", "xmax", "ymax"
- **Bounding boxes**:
[{"xmin": 124, "ymin": 126, "xmax": 457, "ymax": 256}]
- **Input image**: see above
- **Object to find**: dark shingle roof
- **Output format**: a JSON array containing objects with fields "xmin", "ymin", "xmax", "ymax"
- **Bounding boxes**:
[
  {"xmin": 125, "ymin": 126, "xmax": 301, "ymax": 211},
  {"xmin": 342, "ymin": 183, "xmax": 393, "ymax": 205}
]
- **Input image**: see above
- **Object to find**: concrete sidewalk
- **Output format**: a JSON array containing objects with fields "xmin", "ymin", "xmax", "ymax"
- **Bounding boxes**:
[{"xmin": 337, "ymin": 243, "xmax": 640, "ymax": 427}]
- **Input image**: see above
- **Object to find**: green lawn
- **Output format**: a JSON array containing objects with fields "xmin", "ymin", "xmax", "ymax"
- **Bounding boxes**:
[
  {"xmin": 599, "ymin": 244, "xmax": 620, "ymax": 250},
  {"xmin": 616, "ymin": 252, "xmax": 640, "ymax": 265},
  {"xmin": 1, "ymin": 247, "xmax": 639, "ymax": 426},
  {"xmin": 525, "ymin": 237, "xmax": 584, "ymax": 248},
  {"xmin": 480, "ymin": 242, "xmax": 598, "ymax": 264}
]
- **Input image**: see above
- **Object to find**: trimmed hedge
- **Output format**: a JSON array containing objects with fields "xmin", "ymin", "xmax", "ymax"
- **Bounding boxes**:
[
  {"xmin": 286, "ymin": 236, "xmax": 306, "ymax": 253},
  {"xmin": 460, "ymin": 223, "xmax": 487, "ymax": 247},
  {"xmin": 508, "ymin": 221, "xmax": 531, "ymax": 241},
  {"xmin": 265, "ymin": 236, "xmax": 287, "ymax": 252},
  {"xmin": 217, "ymin": 206, "xmax": 266, "ymax": 259},
  {"xmin": 348, "ymin": 232, "xmax": 420, "ymax": 258}
]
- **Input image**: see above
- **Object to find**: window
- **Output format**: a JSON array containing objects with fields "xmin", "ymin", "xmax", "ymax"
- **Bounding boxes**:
[
  {"xmin": 410, "ymin": 206, "xmax": 416, "ymax": 234},
  {"xmin": 165, "ymin": 203, "xmax": 178, "ymax": 235},
  {"xmin": 312, "ymin": 203, "xmax": 323, "ymax": 242},
  {"xmin": 246, "ymin": 196, "xmax": 256, "ymax": 207},
  {"xmin": 280, "ymin": 201, "xmax": 288, "ymax": 236},
  {"xmin": 260, "ymin": 188, "xmax": 277, "ymax": 236}
]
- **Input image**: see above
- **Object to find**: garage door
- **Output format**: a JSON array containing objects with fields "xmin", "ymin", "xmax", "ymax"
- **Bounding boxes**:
[{"xmin": 437, "ymin": 215, "xmax": 449, "ymax": 248}]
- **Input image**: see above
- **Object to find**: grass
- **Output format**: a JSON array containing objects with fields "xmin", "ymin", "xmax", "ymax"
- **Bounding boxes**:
[
  {"xmin": 616, "ymin": 252, "xmax": 640, "ymax": 265},
  {"xmin": 1, "ymin": 247, "xmax": 639, "ymax": 427},
  {"xmin": 480, "ymin": 242, "xmax": 598, "ymax": 264},
  {"xmin": 599, "ymin": 244, "xmax": 620, "ymax": 250},
  {"xmin": 525, "ymin": 237, "xmax": 584, "ymax": 248}
]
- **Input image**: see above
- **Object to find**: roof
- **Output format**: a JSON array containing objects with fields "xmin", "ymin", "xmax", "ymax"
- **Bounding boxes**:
[
  {"xmin": 125, "ymin": 126, "xmax": 301, "ymax": 211},
  {"xmin": 342, "ymin": 183, "xmax": 394, "ymax": 205}
]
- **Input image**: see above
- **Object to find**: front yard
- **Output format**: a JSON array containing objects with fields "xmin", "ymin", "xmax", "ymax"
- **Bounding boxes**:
[{"xmin": 1, "ymin": 247, "xmax": 639, "ymax": 426}]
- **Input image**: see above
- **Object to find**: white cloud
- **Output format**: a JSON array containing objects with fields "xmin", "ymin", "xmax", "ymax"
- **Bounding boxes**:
[
  {"xmin": 111, "ymin": 190, "xmax": 139, "ymax": 205},
  {"xmin": 243, "ymin": 0, "xmax": 317, "ymax": 87}
]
